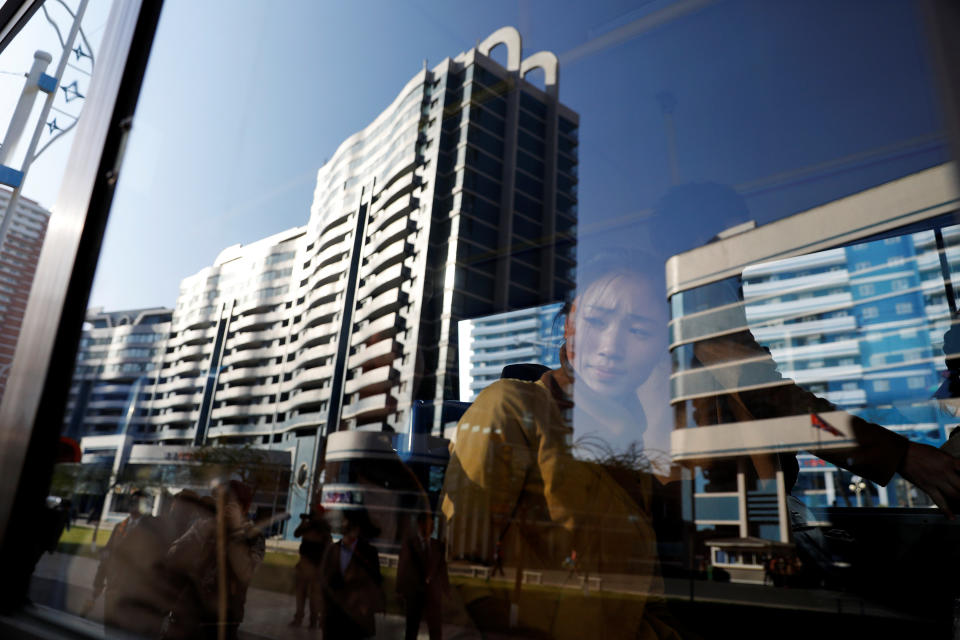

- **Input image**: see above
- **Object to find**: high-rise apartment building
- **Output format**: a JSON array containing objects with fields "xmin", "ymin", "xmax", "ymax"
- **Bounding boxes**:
[
  {"xmin": 667, "ymin": 163, "xmax": 959, "ymax": 543},
  {"xmin": 0, "ymin": 188, "xmax": 51, "ymax": 399},
  {"xmin": 64, "ymin": 306, "xmax": 172, "ymax": 442},
  {"xmin": 63, "ymin": 26, "xmax": 578, "ymax": 524},
  {"xmin": 457, "ymin": 302, "xmax": 564, "ymax": 402}
]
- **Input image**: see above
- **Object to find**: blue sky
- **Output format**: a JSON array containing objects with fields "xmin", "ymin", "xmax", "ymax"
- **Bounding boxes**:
[{"xmin": 36, "ymin": 0, "xmax": 944, "ymax": 311}]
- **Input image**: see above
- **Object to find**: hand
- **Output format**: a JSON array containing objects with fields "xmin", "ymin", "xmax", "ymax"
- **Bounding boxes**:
[{"xmin": 899, "ymin": 441, "xmax": 960, "ymax": 518}]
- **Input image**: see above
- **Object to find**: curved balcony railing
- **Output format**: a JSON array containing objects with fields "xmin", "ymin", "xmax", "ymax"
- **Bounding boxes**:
[
  {"xmin": 156, "ymin": 427, "xmax": 195, "ymax": 440},
  {"xmin": 341, "ymin": 393, "xmax": 396, "ymax": 421},
  {"xmin": 153, "ymin": 377, "xmax": 200, "ymax": 395},
  {"xmin": 176, "ymin": 326, "xmax": 217, "ymax": 346},
  {"xmin": 290, "ymin": 363, "xmax": 335, "ymax": 389},
  {"xmin": 227, "ymin": 346, "xmax": 280, "ymax": 368},
  {"xmin": 174, "ymin": 344, "xmax": 209, "ymax": 361},
  {"xmin": 357, "ymin": 263, "xmax": 407, "ymax": 302},
  {"xmin": 85, "ymin": 399, "xmax": 128, "ymax": 411},
  {"xmin": 359, "ymin": 239, "xmax": 410, "ymax": 281},
  {"xmin": 313, "ymin": 237, "xmax": 351, "ymax": 270},
  {"xmin": 352, "ymin": 338, "xmax": 400, "ymax": 369},
  {"xmin": 351, "ymin": 312, "xmax": 402, "ymax": 347},
  {"xmin": 207, "ymin": 423, "xmax": 271, "ymax": 437},
  {"xmin": 280, "ymin": 410, "xmax": 325, "ymax": 431},
  {"xmin": 168, "ymin": 360, "xmax": 205, "ymax": 378},
  {"xmin": 353, "ymin": 288, "xmax": 407, "ymax": 324},
  {"xmin": 365, "ymin": 217, "xmax": 416, "ymax": 257},
  {"xmin": 215, "ymin": 385, "xmax": 271, "ymax": 402},
  {"xmin": 157, "ymin": 409, "xmax": 200, "ymax": 424},
  {"xmin": 289, "ymin": 342, "xmax": 336, "ymax": 371},
  {"xmin": 343, "ymin": 365, "xmax": 397, "ymax": 395},
  {"xmin": 150, "ymin": 391, "xmax": 203, "ymax": 410},
  {"xmin": 226, "ymin": 328, "xmax": 278, "ymax": 351},
  {"xmin": 306, "ymin": 279, "xmax": 344, "ymax": 308},
  {"xmin": 210, "ymin": 404, "xmax": 273, "ymax": 421},
  {"xmin": 282, "ymin": 387, "xmax": 330, "ymax": 413},
  {"xmin": 230, "ymin": 311, "xmax": 280, "ymax": 333},
  {"xmin": 305, "ymin": 265, "xmax": 343, "ymax": 296},
  {"xmin": 368, "ymin": 192, "xmax": 416, "ymax": 235},
  {"xmin": 374, "ymin": 157, "xmax": 417, "ymax": 208},
  {"xmin": 218, "ymin": 365, "xmax": 276, "ymax": 385}
]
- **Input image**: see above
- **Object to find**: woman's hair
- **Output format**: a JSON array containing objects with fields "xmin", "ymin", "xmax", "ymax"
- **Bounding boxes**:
[{"xmin": 556, "ymin": 247, "xmax": 663, "ymax": 344}]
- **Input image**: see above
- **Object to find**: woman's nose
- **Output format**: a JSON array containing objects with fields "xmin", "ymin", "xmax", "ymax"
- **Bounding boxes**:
[{"xmin": 597, "ymin": 325, "xmax": 624, "ymax": 357}]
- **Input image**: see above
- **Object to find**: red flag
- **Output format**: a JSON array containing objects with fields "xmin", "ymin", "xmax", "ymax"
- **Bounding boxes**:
[{"xmin": 811, "ymin": 413, "xmax": 844, "ymax": 437}]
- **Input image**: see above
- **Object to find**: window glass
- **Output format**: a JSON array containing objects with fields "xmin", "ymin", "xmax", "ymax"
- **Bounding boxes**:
[{"xmin": 5, "ymin": 1, "xmax": 960, "ymax": 639}]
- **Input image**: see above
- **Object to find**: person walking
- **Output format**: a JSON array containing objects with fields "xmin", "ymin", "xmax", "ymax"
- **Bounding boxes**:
[
  {"xmin": 320, "ymin": 508, "xmax": 384, "ymax": 639},
  {"xmin": 289, "ymin": 507, "xmax": 332, "ymax": 628},
  {"xmin": 397, "ymin": 512, "xmax": 449, "ymax": 640}
]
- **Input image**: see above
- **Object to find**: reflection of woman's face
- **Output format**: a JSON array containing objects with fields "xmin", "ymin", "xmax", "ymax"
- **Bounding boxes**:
[{"xmin": 572, "ymin": 272, "xmax": 665, "ymax": 399}]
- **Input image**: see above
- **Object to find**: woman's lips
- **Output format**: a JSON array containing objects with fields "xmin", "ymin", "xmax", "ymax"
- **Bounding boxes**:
[{"xmin": 589, "ymin": 365, "xmax": 624, "ymax": 381}]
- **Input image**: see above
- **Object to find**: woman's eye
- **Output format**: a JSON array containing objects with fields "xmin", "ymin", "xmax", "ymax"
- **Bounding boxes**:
[
  {"xmin": 630, "ymin": 327, "xmax": 651, "ymax": 338},
  {"xmin": 584, "ymin": 316, "xmax": 606, "ymax": 328}
]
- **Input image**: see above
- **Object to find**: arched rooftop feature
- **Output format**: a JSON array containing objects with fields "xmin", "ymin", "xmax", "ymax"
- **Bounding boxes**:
[
  {"xmin": 520, "ymin": 51, "xmax": 559, "ymax": 99},
  {"xmin": 478, "ymin": 26, "xmax": 521, "ymax": 71}
]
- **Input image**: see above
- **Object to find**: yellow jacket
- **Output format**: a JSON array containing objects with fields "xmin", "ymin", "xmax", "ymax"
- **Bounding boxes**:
[{"xmin": 441, "ymin": 370, "xmax": 682, "ymax": 639}]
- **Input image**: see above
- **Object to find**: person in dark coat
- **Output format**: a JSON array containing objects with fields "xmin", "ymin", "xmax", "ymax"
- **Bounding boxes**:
[
  {"xmin": 397, "ymin": 512, "xmax": 449, "ymax": 640},
  {"xmin": 289, "ymin": 506, "xmax": 332, "ymax": 628},
  {"xmin": 320, "ymin": 508, "xmax": 384, "ymax": 639}
]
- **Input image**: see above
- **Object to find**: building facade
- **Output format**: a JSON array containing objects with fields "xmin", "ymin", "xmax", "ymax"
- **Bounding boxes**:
[
  {"xmin": 457, "ymin": 301, "xmax": 564, "ymax": 402},
  {"xmin": 667, "ymin": 163, "xmax": 960, "ymax": 542},
  {"xmin": 62, "ymin": 26, "xmax": 578, "ymax": 531},
  {"xmin": 0, "ymin": 188, "xmax": 50, "ymax": 401}
]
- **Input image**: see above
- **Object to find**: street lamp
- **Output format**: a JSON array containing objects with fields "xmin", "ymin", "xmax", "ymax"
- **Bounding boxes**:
[{"xmin": 848, "ymin": 476, "xmax": 867, "ymax": 507}]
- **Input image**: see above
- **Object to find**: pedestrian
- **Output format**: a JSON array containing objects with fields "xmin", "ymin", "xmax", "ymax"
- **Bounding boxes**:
[
  {"xmin": 397, "ymin": 512, "xmax": 449, "ymax": 640},
  {"xmin": 163, "ymin": 480, "xmax": 265, "ymax": 640},
  {"xmin": 491, "ymin": 540, "xmax": 505, "ymax": 578},
  {"xmin": 86, "ymin": 489, "xmax": 168, "ymax": 636},
  {"xmin": 320, "ymin": 508, "xmax": 384, "ymax": 639},
  {"xmin": 289, "ymin": 506, "xmax": 332, "ymax": 628}
]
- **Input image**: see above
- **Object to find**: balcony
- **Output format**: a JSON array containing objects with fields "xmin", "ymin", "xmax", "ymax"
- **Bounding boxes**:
[
  {"xmin": 375, "ymin": 158, "xmax": 417, "ymax": 208},
  {"xmin": 230, "ymin": 311, "xmax": 278, "ymax": 333},
  {"xmin": 216, "ymin": 385, "xmax": 261, "ymax": 401},
  {"xmin": 368, "ymin": 193, "xmax": 416, "ymax": 235},
  {"xmin": 85, "ymin": 398, "xmax": 128, "ymax": 411},
  {"xmin": 226, "ymin": 328, "xmax": 277, "ymax": 350},
  {"xmin": 158, "ymin": 409, "xmax": 199, "ymax": 424},
  {"xmin": 314, "ymin": 237, "xmax": 351, "ymax": 269},
  {"xmin": 365, "ymin": 217, "xmax": 415, "ymax": 256},
  {"xmin": 177, "ymin": 326, "xmax": 217, "ymax": 346},
  {"xmin": 299, "ymin": 322, "xmax": 338, "ymax": 348},
  {"xmin": 290, "ymin": 363, "xmax": 335, "ymax": 389},
  {"xmin": 154, "ymin": 376, "xmax": 201, "ymax": 394},
  {"xmin": 356, "ymin": 263, "xmax": 407, "ymax": 302},
  {"xmin": 175, "ymin": 344, "xmax": 209, "ymax": 361},
  {"xmin": 352, "ymin": 338, "xmax": 401, "ymax": 369},
  {"xmin": 208, "ymin": 423, "xmax": 269, "ymax": 437},
  {"xmin": 290, "ymin": 342, "xmax": 336, "ymax": 370},
  {"xmin": 281, "ymin": 411, "xmax": 325, "ymax": 430},
  {"xmin": 343, "ymin": 365, "xmax": 397, "ymax": 395},
  {"xmin": 306, "ymin": 260, "xmax": 345, "ymax": 292},
  {"xmin": 168, "ymin": 360, "xmax": 205, "ymax": 378},
  {"xmin": 282, "ymin": 387, "xmax": 330, "ymax": 413},
  {"xmin": 210, "ymin": 404, "xmax": 272, "ymax": 421},
  {"xmin": 150, "ymin": 392, "xmax": 203, "ymax": 410},
  {"xmin": 157, "ymin": 427, "xmax": 195, "ymax": 440},
  {"xmin": 351, "ymin": 312, "xmax": 403, "ymax": 346},
  {"xmin": 341, "ymin": 393, "xmax": 396, "ymax": 421},
  {"xmin": 218, "ymin": 365, "xmax": 277, "ymax": 385},
  {"xmin": 227, "ymin": 346, "xmax": 280, "ymax": 368},
  {"xmin": 353, "ymin": 288, "xmax": 407, "ymax": 324},
  {"xmin": 359, "ymin": 239, "xmax": 410, "ymax": 280}
]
